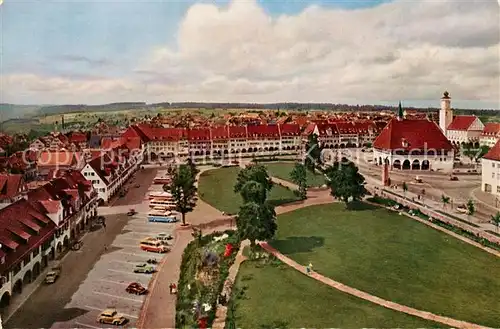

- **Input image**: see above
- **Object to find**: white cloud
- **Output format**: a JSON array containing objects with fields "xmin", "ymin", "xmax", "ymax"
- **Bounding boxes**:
[{"xmin": 2, "ymin": 0, "xmax": 499, "ymax": 107}]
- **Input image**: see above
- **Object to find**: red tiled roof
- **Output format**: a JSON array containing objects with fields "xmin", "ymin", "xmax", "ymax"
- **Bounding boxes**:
[
  {"xmin": 67, "ymin": 132, "xmax": 87, "ymax": 143},
  {"xmin": 38, "ymin": 151, "xmax": 79, "ymax": 167},
  {"xmin": 373, "ymin": 119, "xmax": 453, "ymax": 151},
  {"xmin": 0, "ymin": 174, "xmax": 24, "ymax": 200},
  {"xmin": 39, "ymin": 200, "xmax": 61, "ymax": 214},
  {"xmin": 228, "ymin": 125, "xmax": 247, "ymax": 138},
  {"xmin": 484, "ymin": 140, "xmax": 500, "ymax": 161},
  {"xmin": 279, "ymin": 124, "xmax": 300, "ymax": 136},
  {"xmin": 210, "ymin": 126, "xmax": 229, "ymax": 141},
  {"xmin": 188, "ymin": 128, "xmax": 211, "ymax": 141},
  {"xmin": 481, "ymin": 123, "xmax": 500, "ymax": 136},
  {"xmin": 447, "ymin": 115, "xmax": 477, "ymax": 131},
  {"xmin": 247, "ymin": 125, "xmax": 280, "ymax": 139},
  {"xmin": 0, "ymin": 199, "xmax": 55, "ymax": 273}
]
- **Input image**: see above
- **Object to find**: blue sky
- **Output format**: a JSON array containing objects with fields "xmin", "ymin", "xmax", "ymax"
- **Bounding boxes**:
[{"xmin": 1, "ymin": 0, "xmax": 498, "ymax": 108}]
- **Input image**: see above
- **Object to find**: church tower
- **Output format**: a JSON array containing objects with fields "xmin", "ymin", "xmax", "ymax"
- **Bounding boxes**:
[{"xmin": 439, "ymin": 91, "xmax": 453, "ymax": 133}]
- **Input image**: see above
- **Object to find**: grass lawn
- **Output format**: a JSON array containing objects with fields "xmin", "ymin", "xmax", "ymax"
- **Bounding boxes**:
[
  {"xmin": 264, "ymin": 162, "xmax": 326, "ymax": 187},
  {"xmin": 270, "ymin": 202, "xmax": 500, "ymax": 328},
  {"xmin": 229, "ymin": 260, "xmax": 444, "ymax": 328},
  {"xmin": 198, "ymin": 167, "xmax": 300, "ymax": 214}
]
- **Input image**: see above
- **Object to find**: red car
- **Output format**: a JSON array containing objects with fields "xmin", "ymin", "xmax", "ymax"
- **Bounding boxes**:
[{"xmin": 126, "ymin": 282, "xmax": 148, "ymax": 295}]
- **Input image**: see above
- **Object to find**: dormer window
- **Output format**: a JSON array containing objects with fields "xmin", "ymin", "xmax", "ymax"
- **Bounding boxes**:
[{"xmin": 401, "ymin": 139, "xmax": 409, "ymax": 148}]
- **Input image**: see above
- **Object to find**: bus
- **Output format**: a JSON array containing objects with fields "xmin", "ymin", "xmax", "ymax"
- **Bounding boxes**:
[
  {"xmin": 148, "ymin": 192, "xmax": 173, "ymax": 200},
  {"xmin": 139, "ymin": 238, "xmax": 170, "ymax": 253},
  {"xmin": 149, "ymin": 199, "xmax": 176, "ymax": 209},
  {"xmin": 153, "ymin": 176, "xmax": 172, "ymax": 185}
]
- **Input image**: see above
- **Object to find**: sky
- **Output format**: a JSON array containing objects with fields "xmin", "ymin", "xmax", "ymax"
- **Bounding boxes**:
[{"xmin": 0, "ymin": 0, "xmax": 499, "ymax": 109}]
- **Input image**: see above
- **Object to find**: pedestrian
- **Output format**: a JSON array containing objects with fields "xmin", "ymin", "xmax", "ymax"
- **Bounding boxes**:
[
  {"xmin": 308, "ymin": 262, "xmax": 313, "ymax": 273},
  {"xmin": 172, "ymin": 283, "xmax": 177, "ymax": 294},
  {"xmin": 306, "ymin": 264, "xmax": 310, "ymax": 274},
  {"xmin": 169, "ymin": 283, "xmax": 173, "ymax": 294},
  {"xmin": 104, "ymin": 244, "xmax": 108, "ymax": 251}
]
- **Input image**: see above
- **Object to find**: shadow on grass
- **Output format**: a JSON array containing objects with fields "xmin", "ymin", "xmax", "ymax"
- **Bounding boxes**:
[
  {"xmin": 346, "ymin": 201, "xmax": 379, "ymax": 211},
  {"xmin": 268, "ymin": 198, "xmax": 301, "ymax": 207},
  {"xmin": 270, "ymin": 236, "xmax": 325, "ymax": 254}
]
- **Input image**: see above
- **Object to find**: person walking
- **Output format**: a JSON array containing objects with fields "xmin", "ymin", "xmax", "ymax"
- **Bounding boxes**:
[
  {"xmin": 308, "ymin": 262, "xmax": 313, "ymax": 274},
  {"xmin": 169, "ymin": 283, "xmax": 173, "ymax": 294}
]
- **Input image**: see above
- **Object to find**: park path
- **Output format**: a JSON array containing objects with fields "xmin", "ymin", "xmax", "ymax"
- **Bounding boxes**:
[{"xmin": 259, "ymin": 242, "xmax": 492, "ymax": 329}]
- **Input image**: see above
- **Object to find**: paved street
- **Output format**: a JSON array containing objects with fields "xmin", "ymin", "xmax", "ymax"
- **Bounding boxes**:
[{"xmin": 4, "ymin": 168, "xmax": 161, "ymax": 329}]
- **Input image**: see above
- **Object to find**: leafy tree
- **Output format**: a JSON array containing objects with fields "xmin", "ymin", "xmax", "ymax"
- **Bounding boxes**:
[
  {"xmin": 186, "ymin": 157, "xmax": 199, "ymax": 176},
  {"xmin": 491, "ymin": 212, "xmax": 500, "ymax": 232},
  {"xmin": 240, "ymin": 180, "xmax": 267, "ymax": 204},
  {"xmin": 304, "ymin": 134, "xmax": 322, "ymax": 173},
  {"xmin": 441, "ymin": 194, "xmax": 450, "ymax": 209},
  {"xmin": 236, "ymin": 201, "xmax": 277, "ymax": 247},
  {"xmin": 169, "ymin": 164, "xmax": 198, "ymax": 225},
  {"xmin": 402, "ymin": 182, "xmax": 408, "ymax": 198},
  {"xmin": 462, "ymin": 144, "xmax": 476, "ymax": 163},
  {"xmin": 325, "ymin": 161, "xmax": 367, "ymax": 207},
  {"xmin": 290, "ymin": 162, "xmax": 307, "ymax": 199},
  {"xmin": 466, "ymin": 199, "xmax": 475, "ymax": 217},
  {"xmin": 474, "ymin": 145, "xmax": 490, "ymax": 162},
  {"xmin": 234, "ymin": 164, "xmax": 273, "ymax": 195}
]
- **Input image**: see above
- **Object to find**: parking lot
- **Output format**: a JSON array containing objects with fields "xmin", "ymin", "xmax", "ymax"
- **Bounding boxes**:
[{"xmin": 51, "ymin": 190, "xmax": 178, "ymax": 328}]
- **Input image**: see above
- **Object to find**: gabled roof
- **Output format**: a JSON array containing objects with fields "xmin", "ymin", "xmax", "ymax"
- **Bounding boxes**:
[
  {"xmin": 38, "ymin": 151, "xmax": 80, "ymax": 167},
  {"xmin": 0, "ymin": 174, "xmax": 24, "ymax": 200},
  {"xmin": 373, "ymin": 118, "xmax": 453, "ymax": 151},
  {"xmin": 483, "ymin": 140, "xmax": 500, "ymax": 162},
  {"xmin": 228, "ymin": 125, "xmax": 247, "ymax": 138},
  {"xmin": 481, "ymin": 123, "xmax": 500, "ymax": 136},
  {"xmin": 86, "ymin": 154, "xmax": 114, "ymax": 185},
  {"xmin": 0, "ymin": 198, "xmax": 56, "ymax": 273},
  {"xmin": 447, "ymin": 115, "xmax": 477, "ymax": 131}
]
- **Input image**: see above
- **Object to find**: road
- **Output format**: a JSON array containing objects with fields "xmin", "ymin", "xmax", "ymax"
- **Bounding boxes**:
[
  {"xmin": 5, "ymin": 168, "xmax": 157, "ymax": 329},
  {"xmin": 329, "ymin": 149, "xmax": 495, "ymax": 223}
]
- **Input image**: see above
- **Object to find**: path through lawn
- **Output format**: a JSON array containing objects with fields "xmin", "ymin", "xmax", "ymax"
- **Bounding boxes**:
[
  {"xmin": 264, "ymin": 162, "xmax": 326, "ymax": 187},
  {"xmin": 271, "ymin": 202, "xmax": 500, "ymax": 328},
  {"xmin": 198, "ymin": 167, "xmax": 300, "ymax": 214}
]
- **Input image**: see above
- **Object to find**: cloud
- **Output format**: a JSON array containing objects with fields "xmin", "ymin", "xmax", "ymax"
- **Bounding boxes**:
[
  {"xmin": 2, "ymin": 0, "xmax": 499, "ymax": 107},
  {"xmin": 56, "ymin": 55, "xmax": 112, "ymax": 67}
]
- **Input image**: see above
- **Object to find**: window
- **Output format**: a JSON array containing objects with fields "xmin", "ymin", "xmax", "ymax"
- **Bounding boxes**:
[
  {"xmin": 23, "ymin": 255, "xmax": 31, "ymax": 267},
  {"xmin": 497, "ymin": 186, "xmax": 500, "ymax": 193},
  {"xmin": 493, "ymin": 173, "xmax": 496, "ymax": 179},
  {"xmin": 33, "ymin": 246, "xmax": 39, "ymax": 257},
  {"xmin": 493, "ymin": 163, "xmax": 496, "ymax": 168},
  {"xmin": 13, "ymin": 263, "xmax": 22, "ymax": 276},
  {"xmin": 484, "ymin": 184, "xmax": 492, "ymax": 192}
]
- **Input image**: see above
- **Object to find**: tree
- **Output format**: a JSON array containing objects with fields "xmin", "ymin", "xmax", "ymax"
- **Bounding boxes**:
[
  {"xmin": 441, "ymin": 194, "xmax": 450, "ymax": 209},
  {"xmin": 234, "ymin": 164, "xmax": 273, "ymax": 195},
  {"xmin": 466, "ymin": 199, "xmax": 475, "ymax": 217},
  {"xmin": 474, "ymin": 145, "xmax": 490, "ymax": 162},
  {"xmin": 491, "ymin": 212, "xmax": 500, "ymax": 232},
  {"xmin": 462, "ymin": 144, "xmax": 476, "ymax": 163},
  {"xmin": 186, "ymin": 157, "xmax": 199, "ymax": 176},
  {"xmin": 290, "ymin": 162, "xmax": 307, "ymax": 199},
  {"xmin": 240, "ymin": 180, "xmax": 267, "ymax": 204},
  {"xmin": 236, "ymin": 201, "xmax": 277, "ymax": 247},
  {"xmin": 402, "ymin": 182, "xmax": 408, "ymax": 198},
  {"xmin": 325, "ymin": 161, "xmax": 367, "ymax": 207},
  {"xmin": 304, "ymin": 134, "xmax": 322, "ymax": 173},
  {"xmin": 170, "ymin": 164, "xmax": 198, "ymax": 225}
]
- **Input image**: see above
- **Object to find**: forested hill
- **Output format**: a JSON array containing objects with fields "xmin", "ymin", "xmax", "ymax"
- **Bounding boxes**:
[{"xmin": 37, "ymin": 102, "xmax": 148, "ymax": 115}]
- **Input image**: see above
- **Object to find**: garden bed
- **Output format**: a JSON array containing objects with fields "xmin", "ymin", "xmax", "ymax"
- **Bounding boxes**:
[{"xmin": 176, "ymin": 230, "xmax": 241, "ymax": 328}]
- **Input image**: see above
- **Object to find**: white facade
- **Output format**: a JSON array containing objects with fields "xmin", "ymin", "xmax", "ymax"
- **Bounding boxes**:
[
  {"xmin": 439, "ymin": 94, "xmax": 453, "ymax": 133},
  {"xmin": 446, "ymin": 117, "xmax": 484, "ymax": 145},
  {"xmin": 480, "ymin": 134, "xmax": 500, "ymax": 148},
  {"xmin": 481, "ymin": 158, "xmax": 500, "ymax": 196},
  {"xmin": 81, "ymin": 164, "xmax": 110, "ymax": 202},
  {"xmin": 373, "ymin": 148, "xmax": 455, "ymax": 173}
]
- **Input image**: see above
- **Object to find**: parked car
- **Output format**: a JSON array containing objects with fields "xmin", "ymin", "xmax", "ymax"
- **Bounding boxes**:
[
  {"xmin": 156, "ymin": 233, "xmax": 173, "ymax": 244},
  {"xmin": 449, "ymin": 176, "xmax": 459, "ymax": 181},
  {"xmin": 96, "ymin": 309, "xmax": 128, "ymax": 325},
  {"xmin": 457, "ymin": 205, "xmax": 468, "ymax": 214},
  {"xmin": 134, "ymin": 263, "xmax": 155, "ymax": 274},
  {"xmin": 127, "ymin": 209, "xmax": 137, "ymax": 216},
  {"xmin": 45, "ymin": 263, "xmax": 62, "ymax": 284},
  {"xmin": 126, "ymin": 282, "xmax": 148, "ymax": 295}
]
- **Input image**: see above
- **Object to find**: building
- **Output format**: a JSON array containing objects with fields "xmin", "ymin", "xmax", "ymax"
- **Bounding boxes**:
[
  {"xmin": 0, "ymin": 174, "xmax": 27, "ymax": 210},
  {"xmin": 81, "ymin": 145, "xmax": 142, "ymax": 203},
  {"xmin": 0, "ymin": 171, "xmax": 97, "ymax": 310},
  {"xmin": 373, "ymin": 106, "xmax": 454, "ymax": 172},
  {"xmin": 446, "ymin": 115, "xmax": 484, "ymax": 146},
  {"xmin": 481, "ymin": 140, "xmax": 500, "ymax": 196},
  {"xmin": 302, "ymin": 121, "xmax": 379, "ymax": 149},
  {"xmin": 438, "ymin": 91, "xmax": 484, "ymax": 146},
  {"xmin": 480, "ymin": 123, "xmax": 500, "ymax": 147},
  {"xmin": 37, "ymin": 151, "xmax": 84, "ymax": 178}
]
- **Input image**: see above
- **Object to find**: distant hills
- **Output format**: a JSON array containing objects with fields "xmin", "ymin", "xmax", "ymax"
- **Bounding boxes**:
[{"xmin": 1, "ymin": 102, "xmax": 499, "ymax": 124}]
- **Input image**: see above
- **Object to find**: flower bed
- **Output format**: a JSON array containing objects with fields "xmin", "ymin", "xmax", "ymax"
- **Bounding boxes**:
[{"xmin": 176, "ymin": 230, "xmax": 240, "ymax": 328}]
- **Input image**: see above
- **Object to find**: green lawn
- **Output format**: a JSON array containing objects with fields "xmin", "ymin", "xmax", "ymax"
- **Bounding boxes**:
[
  {"xmin": 229, "ymin": 260, "xmax": 444, "ymax": 328},
  {"xmin": 264, "ymin": 162, "xmax": 326, "ymax": 187},
  {"xmin": 271, "ymin": 203, "xmax": 500, "ymax": 328},
  {"xmin": 198, "ymin": 167, "xmax": 300, "ymax": 214}
]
